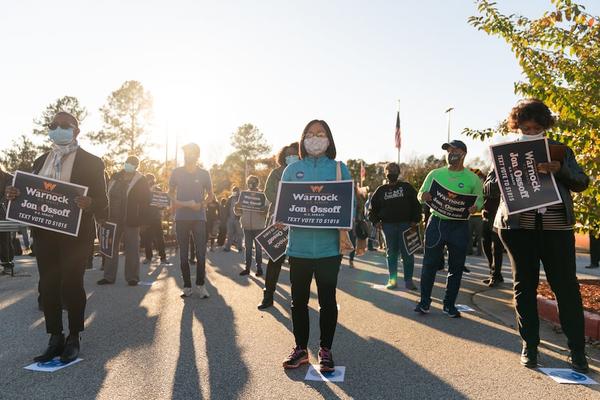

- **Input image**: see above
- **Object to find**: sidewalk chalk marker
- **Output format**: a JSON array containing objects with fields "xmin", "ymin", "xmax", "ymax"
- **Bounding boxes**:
[
  {"xmin": 304, "ymin": 366, "xmax": 346, "ymax": 382},
  {"xmin": 539, "ymin": 368, "xmax": 598, "ymax": 385},
  {"xmin": 24, "ymin": 357, "xmax": 83, "ymax": 372},
  {"xmin": 456, "ymin": 304, "xmax": 475, "ymax": 312}
]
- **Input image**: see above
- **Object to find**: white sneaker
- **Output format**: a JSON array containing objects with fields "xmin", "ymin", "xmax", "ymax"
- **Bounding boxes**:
[
  {"xmin": 180, "ymin": 287, "xmax": 193, "ymax": 298},
  {"xmin": 197, "ymin": 284, "xmax": 210, "ymax": 299}
]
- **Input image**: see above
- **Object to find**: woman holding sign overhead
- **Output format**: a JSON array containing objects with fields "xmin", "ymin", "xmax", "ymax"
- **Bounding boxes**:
[
  {"xmin": 486, "ymin": 99, "xmax": 589, "ymax": 373},
  {"xmin": 279, "ymin": 120, "xmax": 352, "ymax": 373}
]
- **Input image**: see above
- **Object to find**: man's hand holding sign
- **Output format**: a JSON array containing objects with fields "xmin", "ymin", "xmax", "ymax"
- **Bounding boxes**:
[{"xmin": 5, "ymin": 171, "xmax": 89, "ymax": 237}]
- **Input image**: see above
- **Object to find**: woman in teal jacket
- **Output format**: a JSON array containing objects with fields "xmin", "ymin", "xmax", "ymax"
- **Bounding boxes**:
[{"xmin": 281, "ymin": 119, "xmax": 352, "ymax": 373}]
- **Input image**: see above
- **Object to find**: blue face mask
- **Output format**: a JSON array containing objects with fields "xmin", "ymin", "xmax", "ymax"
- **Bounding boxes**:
[
  {"xmin": 285, "ymin": 155, "xmax": 299, "ymax": 165},
  {"xmin": 124, "ymin": 163, "xmax": 136, "ymax": 173},
  {"xmin": 48, "ymin": 127, "xmax": 74, "ymax": 145}
]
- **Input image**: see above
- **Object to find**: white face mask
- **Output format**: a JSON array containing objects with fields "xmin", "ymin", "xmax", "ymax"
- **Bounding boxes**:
[
  {"xmin": 304, "ymin": 137, "xmax": 329, "ymax": 156},
  {"xmin": 518, "ymin": 132, "xmax": 545, "ymax": 141}
]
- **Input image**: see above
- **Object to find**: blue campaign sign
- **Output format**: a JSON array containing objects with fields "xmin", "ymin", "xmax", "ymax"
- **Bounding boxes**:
[
  {"xmin": 427, "ymin": 179, "xmax": 477, "ymax": 220},
  {"xmin": 98, "ymin": 222, "xmax": 117, "ymax": 258},
  {"xmin": 6, "ymin": 171, "xmax": 88, "ymax": 237},
  {"xmin": 150, "ymin": 191, "xmax": 170, "ymax": 208},
  {"xmin": 274, "ymin": 180, "xmax": 354, "ymax": 229},
  {"xmin": 490, "ymin": 138, "xmax": 562, "ymax": 214},
  {"xmin": 256, "ymin": 223, "xmax": 288, "ymax": 261}
]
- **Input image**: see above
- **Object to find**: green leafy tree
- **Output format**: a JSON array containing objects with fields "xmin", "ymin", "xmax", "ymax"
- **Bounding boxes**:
[
  {"xmin": 346, "ymin": 159, "xmax": 385, "ymax": 192},
  {"xmin": 32, "ymin": 96, "xmax": 88, "ymax": 152},
  {"xmin": 89, "ymin": 80, "xmax": 153, "ymax": 162},
  {"xmin": 467, "ymin": 0, "xmax": 600, "ymax": 234},
  {"xmin": 230, "ymin": 123, "xmax": 271, "ymax": 182},
  {"xmin": 400, "ymin": 155, "xmax": 447, "ymax": 191},
  {"xmin": 1, "ymin": 134, "xmax": 40, "ymax": 173}
]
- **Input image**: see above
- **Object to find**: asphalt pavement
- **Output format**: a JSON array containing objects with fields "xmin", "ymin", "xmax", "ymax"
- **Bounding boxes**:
[{"xmin": 0, "ymin": 247, "xmax": 599, "ymax": 400}]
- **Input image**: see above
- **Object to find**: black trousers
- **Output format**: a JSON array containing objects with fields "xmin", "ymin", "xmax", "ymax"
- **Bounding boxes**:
[
  {"xmin": 590, "ymin": 232, "xmax": 600, "ymax": 267},
  {"xmin": 0, "ymin": 232, "xmax": 14, "ymax": 264},
  {"xmin": 500, "ymin": 229, "xmax": 585, "ymax": 351},
  {"xmin": 482, "ymin": 219, "xmax": 504, "ymax": 279},
  {"xmin": 142, "ymin": 218, "xmax": 166, "ymax": 260},
  {"xmin": 289, "ymin": 255, "xmax": 341, "ymax": 349},
  {"xmin": 34, "ymin": 230, "xmax": 88, "ymax": 335},
  {"xmin": 264, "ymin": 255, "xmax": 286, "ymax": 295}
]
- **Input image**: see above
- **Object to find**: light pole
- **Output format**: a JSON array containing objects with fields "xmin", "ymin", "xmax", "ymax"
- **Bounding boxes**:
[{"xmin": 445, "ymin": 107, "xmax": 454, "ymax": 142}]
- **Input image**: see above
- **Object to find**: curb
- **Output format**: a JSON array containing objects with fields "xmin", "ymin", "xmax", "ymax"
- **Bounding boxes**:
[{"xmin": 537, "ymin": 295, "xmax": 600, "ymax": 341}]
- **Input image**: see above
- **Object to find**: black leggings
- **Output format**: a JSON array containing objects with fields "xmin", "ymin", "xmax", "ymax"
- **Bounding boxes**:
[
  {"xmin": 500, "ymin": 229, "xmax": 585, "ymax": 351},
  {"xmin": 289, "ymin": 255, "xmax": 341, "ymax": 349},
  {"xmin": 482, "ymin": 220, "xmax": 504, "ymax": 278},
  {"xmin": 264, "ymin": 256, "xmax": 285, "ymax": 295}
]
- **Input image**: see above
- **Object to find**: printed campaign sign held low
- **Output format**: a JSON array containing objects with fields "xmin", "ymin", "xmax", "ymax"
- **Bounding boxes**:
[
  {"xmin": 7, "ymin": 171, "xmax": 88, "ymax": 237},
  {"xmin": 274, "ymin": 180, "xmax": 354, "ymax": 229},
  {"xmin": 256, "ymin": 223, "xmax": 289, "ymax": 261},
  {"xmin": 237, "ymin": 191, "xmax": 267, "ymax": 212},
  {"xmin": 426, "ymin": 179, "xmax": 477, "ymax": 220},
  {"xmin": 150, "ymin": 191, "xmax": 170, "ymax": 208},
  {"xmin": 402, "ymin": 227, "xmax": 422, "ymax": 255},
  {"xmin": 98, "ymin": 222, "xmax": 117, "ymax": 258},
  {"xmin": 490, "ymin": 138, "xmax": 562, "ymax": 214}
]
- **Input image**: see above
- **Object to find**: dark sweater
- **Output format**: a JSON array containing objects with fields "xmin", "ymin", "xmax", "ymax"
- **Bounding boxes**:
[
  {"xmin": 108, "ymin": 171, "xmax": 151, "ymax": 227},
  {"xmin": 368, "ymin": 181, "xmax": 422, "ymax": 224}
]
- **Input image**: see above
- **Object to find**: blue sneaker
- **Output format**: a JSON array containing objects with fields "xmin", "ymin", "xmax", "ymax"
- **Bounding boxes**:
[{"xmin": 414, "ymin": 303, "xmax": 430, "ymax": 314}]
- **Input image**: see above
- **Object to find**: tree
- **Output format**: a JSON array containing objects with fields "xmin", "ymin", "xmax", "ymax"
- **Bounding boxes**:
[
  {"xmin": 32, "ymin": 96, "xmax": 88, "ymax": 152},
  {"xmin": 1, "ymin": 134, "xmax": 40, "ymax": 173},
  {"xmin": 400, "ymin": 155, "xmax": 447, "ymax": 191},
  {"xmin": 230, "ymin": 123, "xmax": 271, "ymax": 182},
  {"xmin": 89, "ymin": 80, "xmax": 153, "ymax": 162},
  {"xmin": 467, "ymin": 0, "xmax": 600, "ymax": 234},
  {"xmin": 346, "ymin": 159, "xmax": 385, "ymax": 192}
]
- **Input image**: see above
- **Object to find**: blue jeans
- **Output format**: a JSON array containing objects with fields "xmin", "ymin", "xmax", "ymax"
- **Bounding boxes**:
[
  {"xmin": 176, "ymin": 220, "xmax": 207, "ymax": 287},
  {"xmin": 419, "ymin": 216, "xmax": 469, "ymax": 308},
  {"xmin": 382, "ymin": 222, "xmax": 414, "ymax": 282},
  {"xmin": 244, "ymin": 229, "xmax": 263, "ymax": 270}
]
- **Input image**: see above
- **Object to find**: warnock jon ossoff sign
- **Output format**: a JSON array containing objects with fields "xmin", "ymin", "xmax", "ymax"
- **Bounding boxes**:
[
  {"xmin": 489, "ymin": 138, "xmax": 561, "ymax": 214},
  {"xmin": 426, "ymin": 180, "xmax": 477, "ymax": 220},
  {"xmin": 274, "ymin": 180, "xmax": 354, "ymax": 229},
  {"xmin": 6, "ymin": 171, "xmax": 88, "ymax": 237}
]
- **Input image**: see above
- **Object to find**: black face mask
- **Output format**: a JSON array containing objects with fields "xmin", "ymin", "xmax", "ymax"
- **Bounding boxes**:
[
  {"xmin": 249, "ymin": 184, "xmax": 258, "ymax": 190},
  {"xmin": 386, "ymin": 173, "xmax": 399, "ymax": 183},
  {"xmin": 447, "ymin": 153, "xmax": 463, "ymax": 166}
]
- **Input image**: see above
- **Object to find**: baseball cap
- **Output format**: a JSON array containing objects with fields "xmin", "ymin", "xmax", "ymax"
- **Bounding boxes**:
[{"xmin": 442, "ymin": 140, "xmax": 467, "ymax": 153}]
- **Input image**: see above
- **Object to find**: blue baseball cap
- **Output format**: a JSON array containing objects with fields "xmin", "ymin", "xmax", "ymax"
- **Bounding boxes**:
[{"xmin": 442, "ymin": 140, "xmax": 467, "ymax": 153}]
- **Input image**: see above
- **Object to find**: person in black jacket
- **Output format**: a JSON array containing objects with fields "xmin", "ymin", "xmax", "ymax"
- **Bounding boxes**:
[
  {"xmin": 0, "ymin": 168, "xmax": 15, "ymax": 275},
  {"xmin": 97, "ymin": 156, "xmax": 150, "ymax": 286},
  {"xmin": 481, "ymin": 175, "xmax": 504, "ymax": 287},
  {"xmin": 368, "ymin": 162, "xmax": 421, "ymax": 290},
  {"xmin": 142, "ymin": 173, "xmax": 168, "ymax": 265},
  {"xmin": 486, "ymin": 99, "xmax": 589, "ymax": 373},
  {"xmin": 5, "ymin": 111, "xmax": 108, "ymax": 363}
]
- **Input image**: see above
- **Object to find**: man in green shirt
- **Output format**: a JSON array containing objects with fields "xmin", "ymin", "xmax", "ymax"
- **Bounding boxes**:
[{"xmin": 414, "ymin": 140, "xmax": 483, "ymax": 318}]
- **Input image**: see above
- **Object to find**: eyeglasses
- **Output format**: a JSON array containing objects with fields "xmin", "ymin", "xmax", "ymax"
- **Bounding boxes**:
[
  {"xmin": 305, "ymin": 132, "xmax": 327, "ymax": 139},
  {"xmin": 47, "ymin": 122, "xmax": 77, "ymax": 130}
]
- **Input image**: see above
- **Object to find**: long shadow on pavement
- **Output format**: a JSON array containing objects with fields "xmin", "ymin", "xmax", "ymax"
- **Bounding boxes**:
[{"xmin": 172, "ymin": 283, "xmax": 249, "ymax": 399}]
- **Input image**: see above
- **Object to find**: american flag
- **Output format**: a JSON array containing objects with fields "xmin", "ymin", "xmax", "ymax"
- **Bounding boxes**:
[{"xmin": 395, "ymin": 111, "xmax": 401, "ymax": 149}]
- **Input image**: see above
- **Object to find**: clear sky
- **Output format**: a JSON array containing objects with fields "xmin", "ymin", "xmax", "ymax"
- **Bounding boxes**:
[{"xmin": 2, "ymin": 1, "xmax": 598, "ymax": 167}]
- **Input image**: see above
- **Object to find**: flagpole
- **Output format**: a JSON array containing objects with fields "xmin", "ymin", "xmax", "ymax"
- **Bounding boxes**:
[{"xmin": 397, "ymin": 99, "xmax": 401, "ymax": 164}]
